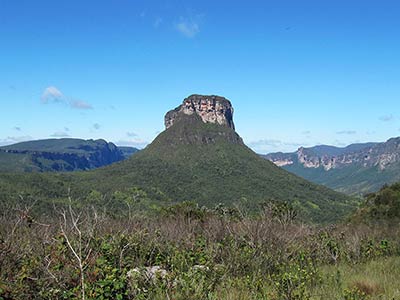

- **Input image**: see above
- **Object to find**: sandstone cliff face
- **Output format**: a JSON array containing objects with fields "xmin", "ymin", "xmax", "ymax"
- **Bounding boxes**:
[
  {"xmin": 165, "ymin": 95, "xmax": 235, "ymax": 130},
  {"xmin": 262, "ymin": 139, "xmax": 400, "ymax": 195},
  {"xmin": 265, "ymin": 138, "xmax": 400, "ymax": 171}
]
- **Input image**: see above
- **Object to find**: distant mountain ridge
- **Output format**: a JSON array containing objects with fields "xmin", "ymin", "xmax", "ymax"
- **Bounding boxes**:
[
  {"xmin": 264, "ymin": 138, "xmax": 400, "ymax": 195},
  {"xmin": 0, "ymin": 138, "xmax": 139, "ymax": 172}
]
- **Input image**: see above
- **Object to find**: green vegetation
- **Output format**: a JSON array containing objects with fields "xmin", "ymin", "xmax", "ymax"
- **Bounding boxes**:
[
  {"xmin": 2, "ymin": 113, "xmax": 385, "ymax": 299},
  {"xmin": 0, "ymin": 138, "xmax": 138, "ymax": 172},
  {"xmin": 1, "ymin": 200, "xmax": 399, "ymax": 300},
  {"xmin": 82, "ymin": 115, "xmax": 357, "ymax": 223},
  {"xmin": 314, "ymin": 257, "xmax": 400, "ymax": 299},
  {"xmin": 283, "ymin": 163, "xmax": 400, "ymax": 196},
  {"xmin": 1, "ymin": 138, "xmax": 114, "ymax": 154},
  {"xmin": 0, "ymin": 116, "xmax": 356, "ymax": 223},
  {"xmin": 0, "ymin": 151, "xmax": 39, "ymax": 172},
  {"xmin": 353, "ymin": 182, "xmax": 400, "ymax": 222},
  {"xmin": 118, "ymin": 147, "xmax": 140, "ymax": 159},
  {"xmin": 266, "ymin": 139, "xmax": 400, "ymax": 196}
]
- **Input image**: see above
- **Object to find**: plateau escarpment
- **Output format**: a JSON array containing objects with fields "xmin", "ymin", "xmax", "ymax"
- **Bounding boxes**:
[
  {"xmin": 264, "ymin": 139, "xmax": 400, "ymax": 194},
  {"xmin": 0, "ymin": 139, "xmax": 139, "ymax": 172}
]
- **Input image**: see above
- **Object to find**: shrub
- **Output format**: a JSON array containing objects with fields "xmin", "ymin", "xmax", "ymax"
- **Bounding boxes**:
[{"xmin": 272, "ymin": 255, "xmax": 320, "ymax": 300}]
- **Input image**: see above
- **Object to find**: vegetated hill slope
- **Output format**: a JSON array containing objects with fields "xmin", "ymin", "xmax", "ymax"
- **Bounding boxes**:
[
  {"xmin": 118, "ymin": 146, "xmax": 140, "ymax": 159},
  {"xmin": 264, "ymin": 139, "xmax": 400, "ymax": 195},
  {"xmin": 0, "ymin": 95, "xmax": 356, "ymax": 223},
  {"xmin": 0, "ymin": 138, "xmax": 139, "ymax": 172},
  {"xmin": 81, "ymin": 113, "xmax": 355, "ymax": 223},
  {"xmin": 352, "ymin": 181, "xmax": 400, "ymax": 223}
]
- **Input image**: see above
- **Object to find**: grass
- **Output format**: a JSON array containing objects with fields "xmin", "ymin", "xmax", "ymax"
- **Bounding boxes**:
[
  {"xmin": 205, "ymin": 257, "xmax": 400, "ymax": 299},
  {"xmin": 312, "ymin": 257, "xmax": 400, "ymax": 299}
]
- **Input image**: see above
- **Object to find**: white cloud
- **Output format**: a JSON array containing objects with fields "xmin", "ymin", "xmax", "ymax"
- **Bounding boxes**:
[
  {"xmin": 0, "ymin": 135, "xmax": 32, "ymax": 146},
  {"xmin": 50, "ymin": 131, "xmax": 70, "ymax": 137},
  {"xmin": 41, "ymin": 86, "xmax": 65, "ymax": 104},
  {"xmin": 248, "ymin": 139, "xmax": 305, "ymax": 154},
  {"xmin": 336, "ymin": 130, "xmax": 357, "ymax": 135},
  {"xmin": 333, "ymin": 140, "xmax": 347, "ymax": 147},
  {"xmin": 127, "ymin": 132, "xmax": 138, "ymax": 137},
  {"xmin": 116, "ymin": 138, "xmax": 148, "ymax": 149},
  {"xmin": 379, "ymin": 114, "xmax": 394, "ymax": 122},
  {"xmin": 175, "ymin": 16, "xmax": 201, "ymax": 38},
  {"xmin": 248, "ymin": 139, "xmax": 283, "ymax": 149},
  {"xmin": 70, "ymin": 99, "xmax": 93, "ymax": 110},
  {"xmin": 153, "ymin": 17, "xmax": 163, "ymax": 28},
  {"xmin": 40, "ymin": 86, "xmax": 93, "ymax": 110}
]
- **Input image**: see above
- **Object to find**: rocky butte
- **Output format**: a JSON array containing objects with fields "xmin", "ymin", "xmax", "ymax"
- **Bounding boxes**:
[{"xmin": 164, "ymin": 94, "xmax": 235, "ymax": 130}]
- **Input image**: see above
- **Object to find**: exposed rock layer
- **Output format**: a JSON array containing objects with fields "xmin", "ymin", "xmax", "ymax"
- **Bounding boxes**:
[
  {"xmin": 165, "ymin": 95, "xmax": 235, "ymax": 130},
  {"xmin": 265, "ymin": 139, "xmax": 400, "ymax": 171},
  {"xmin": 263, "ymin": 139, "xmax": 400, "ymax": 194}
]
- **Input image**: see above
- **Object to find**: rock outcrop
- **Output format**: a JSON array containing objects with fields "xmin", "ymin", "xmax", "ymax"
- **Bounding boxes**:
[
  {"xmin": 263, "ymin": 138, "xmax": 400, "ymax": 194},
  {"xmin": 265, "ymin": 139, "xmax": 400, "ymax": 172},
  {"xmin": 165, "ymin": 95, "xmax": 235, "ymax": 130}
]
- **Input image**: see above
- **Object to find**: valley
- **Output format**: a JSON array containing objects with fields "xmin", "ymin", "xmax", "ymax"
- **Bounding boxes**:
[{"xmin": 265, "ymin": 139, "xmax": 400, "ymax": 195}]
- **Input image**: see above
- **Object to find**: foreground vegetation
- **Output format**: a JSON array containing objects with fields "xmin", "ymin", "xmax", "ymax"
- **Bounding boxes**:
[{"xmin": 1, "ymin": 195, "xmax": 399, "ymax": 300}]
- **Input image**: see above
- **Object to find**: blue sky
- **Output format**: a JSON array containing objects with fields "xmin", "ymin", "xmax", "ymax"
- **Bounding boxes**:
[{"xmin": 1, "ymin": 0, "xmax": 400, "ymax": 153}]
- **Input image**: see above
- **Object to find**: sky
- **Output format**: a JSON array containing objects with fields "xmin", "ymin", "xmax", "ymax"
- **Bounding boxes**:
[{"xmin": 1, "ymin": 0, "xmax": 400, "ymax": 154}]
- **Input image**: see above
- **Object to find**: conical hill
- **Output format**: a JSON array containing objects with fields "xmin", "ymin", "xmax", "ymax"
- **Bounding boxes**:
[{"xmin": 88, "ymin": 95, "xmax": 355, "ymax": 222}]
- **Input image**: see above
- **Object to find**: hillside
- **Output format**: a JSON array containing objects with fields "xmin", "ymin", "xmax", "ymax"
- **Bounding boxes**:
[
  {"xmin": 0, "ymin": 95, "xmax": 356, "ymax": 223},
  {"xmin": 0, "ymin": 138, "xmax": 139, "ymax": 172},
  {"xmin": 264, "ymin": 139, "xmax": 400, "ymax": 195},
  {"xmin": 118, "ymin": 146, "xmax": 140, "ymax": 159},
  {"xmin": 76, "ymin": 95, "xmax": 356, "ymax": 223},
  {"xmin": 352, "ymin": 182, "xmax": 400, "ymax": 223}
]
